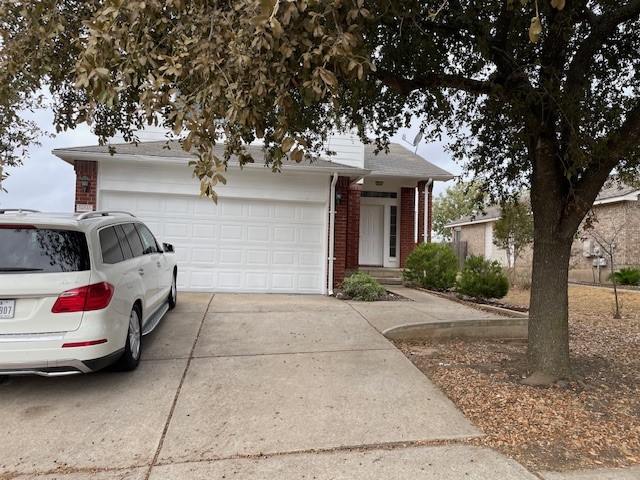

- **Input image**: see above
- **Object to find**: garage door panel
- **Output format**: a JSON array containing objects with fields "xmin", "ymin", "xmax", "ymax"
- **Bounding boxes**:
[
  {"xmin": 165, "ymin": 222, "xmax": 190, "ymax": 239},
  {"xmin": 274, "ymin": 227, "xmax": 295, "ymax": 243},
  {"xmin": 221, "ymin": 202, "xmax": 244, "ymax": 217},
  {"xmin": 137, "ymin": 196, "xmax": 165, "ymax": 214},
  {"xmin": 273, "ymin": 251, "xmax": 295, "ymax": 265},
  {"xmin": 191, "ymin": 247, "xmax": 216, "ymax": 263},
  {"xmin": 248, "ymin": 203, "xmax": 271, "ymax": 218},
  {"xmin": 246, "ymin": 250, "xmax": 269, "ymax": 265},
  {"xmin": 219, "ymin": 271, "xmax": 242, "ymax": 288},
  {"xmin": 299, "ymin": 251, "xmax": 321, "ymax": 266},
  {"xmin": 274, "ymin": 204, "xmax": 296, "ymax": 220},
  {"xmin": 246, "ymin": 273, "xmax": 268, "ymax": 289},
  {"xmin": 247, "ymin": 226, "xmax": 270, "ymax": 242},
  {"xmin": 192, "ymin": 224, "xmax": 215, "ymax": 239},
  {"xmin": 219, "ymin": 249, "xmax": 243, "ymax": 265},
  {"xmin": 299, "ymin": 274, "xmax": 321, "ymax": 290},
  {"xmin": 190, "ymin": 271, "xmax": 217, "ymax": 289},
  {"xmin": 272, "ymin": 274, "xmax": 295, "ymax": 290},
  {"xmin": 299, "ymin": 227, "xmax": 323, "ymax": 243},
  {"xmin": 298, "ymin": 204, "xmax": 324, "ymax": 221},
  {"xmin": 101, "ymin": 192, "xmax": 326, "ymax": 293}
]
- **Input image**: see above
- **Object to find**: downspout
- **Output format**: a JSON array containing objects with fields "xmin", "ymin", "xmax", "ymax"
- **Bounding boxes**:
[
  {"xmin": 328, "ymin": 173, "xmax": 338, "ymax": 295},
  {"xmin": 424, "ymin": 178, "xmax": 433, "ymax": 242}
]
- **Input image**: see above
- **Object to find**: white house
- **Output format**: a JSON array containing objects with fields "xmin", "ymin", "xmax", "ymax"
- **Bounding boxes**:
[{"xmin": 54, "ymin": 135, "xmax": 453, "ymax": 294}]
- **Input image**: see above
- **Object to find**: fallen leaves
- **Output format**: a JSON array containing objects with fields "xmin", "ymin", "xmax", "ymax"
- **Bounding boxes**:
[{"xmin": 395, "ymin": 285, "xmax": 640, "ymax": 471}]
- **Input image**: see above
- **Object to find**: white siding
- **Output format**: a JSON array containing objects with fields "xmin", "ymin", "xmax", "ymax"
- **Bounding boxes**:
[{"xmin": 323, "ymin": 132, "xmax": 365, "ymax": 169}]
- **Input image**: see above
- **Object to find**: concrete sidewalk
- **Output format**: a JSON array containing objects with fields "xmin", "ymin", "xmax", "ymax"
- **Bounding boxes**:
[{"xmin": 0, "ymin": 292, "xmax": 620, "ymax": 479}]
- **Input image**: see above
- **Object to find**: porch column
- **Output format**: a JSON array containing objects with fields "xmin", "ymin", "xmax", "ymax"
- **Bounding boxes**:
[
  {"xmin": 417, "ymin": 181, "xmax": 426, "ymax": 244},
  {"xmin": 426, "ymin": 180, "xmax": 434, "ymax": 243},
  {"xmin": 332, "ymin": 177, "xmax": 351, "ymax": 288},
  {"xmin": 400, "ymin": 186, "xmax": 416, "ymax": 267},
  {"xmin": 345, "ymin": 183, "xmax": 362, "ymax": 271}
]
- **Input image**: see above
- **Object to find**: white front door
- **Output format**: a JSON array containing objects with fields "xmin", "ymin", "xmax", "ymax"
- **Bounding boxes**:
[{"xmin": 359, "ymin": 204, "xmax": 384, "ymax": 266}]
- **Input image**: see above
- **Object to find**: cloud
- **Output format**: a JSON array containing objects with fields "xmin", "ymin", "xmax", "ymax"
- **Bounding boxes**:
[{"xmin": 0, "ymin": 105, "xmax": 99, "ymax": 212}]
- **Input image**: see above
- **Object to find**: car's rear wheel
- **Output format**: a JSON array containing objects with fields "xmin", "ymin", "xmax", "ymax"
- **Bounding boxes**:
[
  {"xmin": 115, "ymin": 305, "xmax": 142, "ymax": 371},
  {"xmin": 168, "ymin": 272, "xmax": 177, "ymax": 310}
]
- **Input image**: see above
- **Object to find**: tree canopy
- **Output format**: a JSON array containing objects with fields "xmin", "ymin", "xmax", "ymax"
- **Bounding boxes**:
[
  {"xmin": 432, "ymin": 182, "xmax": 487, "ymax": 241},
  {"xmin": 493, "ymin": 199, "xmax": 534, "ymax": 270},
  {"xmin": 1, "ymin": 0, "xmax": 639, "ymax": 383}
]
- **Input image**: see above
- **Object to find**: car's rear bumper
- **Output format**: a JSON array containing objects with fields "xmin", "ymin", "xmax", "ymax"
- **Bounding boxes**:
[
  {"xmin": 0, "ymin": 327, "xmax": 126, "ymax": 376},
  {"xmin": 0, "ymin": 348, "xmax": 124, "ymax": 376}
]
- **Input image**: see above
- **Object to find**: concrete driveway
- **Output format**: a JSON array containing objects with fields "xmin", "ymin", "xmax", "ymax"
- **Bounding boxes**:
[{"xmin": 0, "ymin": 293, "xmax": 537, "ymax": 480}]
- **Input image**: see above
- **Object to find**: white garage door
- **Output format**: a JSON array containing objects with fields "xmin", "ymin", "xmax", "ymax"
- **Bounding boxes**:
[{"xmin": 101, "ymin": 192, "xmax": 327, "ymax": 294}]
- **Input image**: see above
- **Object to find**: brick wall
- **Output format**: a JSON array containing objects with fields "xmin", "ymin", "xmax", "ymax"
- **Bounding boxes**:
[
  {"xmin": 74, "ymin": 160, "xmax": 98, "ymax": 211},
  {"xmin": 460, "ymin": 223, "xmax": 487, "ymax": 258},
  {"xmin": 417, "ymin": 181, "xmax": 426, "ymax": 244},
  {"xmin": 399, "ymin": 187, "xmax": 416, "ymax": 267},
  {"xmin": 345, "ymin": 183, "xmax": 362, "ymax": 270},
  {"xmin": 332, "ymin": 177, "xmax": 352, "ymax": 287},
  {"xmin": 569, "ymin": 200, "xmax": 640, "ymax": 282}
]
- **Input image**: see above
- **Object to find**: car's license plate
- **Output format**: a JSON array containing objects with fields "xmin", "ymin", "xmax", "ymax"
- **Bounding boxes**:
[{"xmin": 0, "ymin": 299, "xmax": 16, "ymax": 319}]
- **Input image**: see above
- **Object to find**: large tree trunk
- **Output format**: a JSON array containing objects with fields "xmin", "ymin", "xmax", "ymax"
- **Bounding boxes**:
[
  {"xmin": 526, "ymin": 228, "xmax": 573, "ymax": 384},
  {"xmin": 525, "ymin": 136, "xmax": 580, "ymax": 385}
]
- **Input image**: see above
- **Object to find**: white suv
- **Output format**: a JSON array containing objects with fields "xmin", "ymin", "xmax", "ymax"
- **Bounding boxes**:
[{"xmin": 0, "ymin": 209, "xmax": 177, "ymax": 376}]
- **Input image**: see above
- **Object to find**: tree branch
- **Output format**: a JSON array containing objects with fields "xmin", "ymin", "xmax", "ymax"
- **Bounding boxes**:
[
  {"xmin": 566, "ymin": 0, "xmax": 640, "ymax": 91},
  {"xmin": 605, "ymin": 101, "xmax": 640, "ymax": 162},
  {"xmin": 374, "ymin": 69, "xmax": 498, "ymax": 97}
]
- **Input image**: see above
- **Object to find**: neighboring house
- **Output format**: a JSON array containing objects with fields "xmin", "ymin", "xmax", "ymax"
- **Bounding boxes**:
[
  {"xmin": 445, "ymin": 206, "xmax": 516, "ymax": 266},
  {"xmin": 53, "ymin": 134, "xmax": 453, "ymax": 294},
  {"xmin": 573, "ymin": 182, "xmax": 640, "ymax": 282},
  {"xmin": 445, "ymin": 182, "xmax": 640, "ymax": 282}
]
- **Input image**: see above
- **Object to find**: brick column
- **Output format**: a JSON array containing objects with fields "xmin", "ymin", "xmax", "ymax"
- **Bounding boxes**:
[
  {"xmin": 417, "ymin": 181, "xmax": 426, "ymax": 245},
  {"xmin": 345, "ymin": 183, "xmax": 362, "ymax": 271},
  {"xmin": 332, "ymin": 177, "xmax": 351, "ymax": 287},
  {"xmin": 74, "ymin": 160, "xmax": 98, "ymax": 212},
  {"xmin": 400, "ymin": 187, "xmax": 416, "ymax": 267}
]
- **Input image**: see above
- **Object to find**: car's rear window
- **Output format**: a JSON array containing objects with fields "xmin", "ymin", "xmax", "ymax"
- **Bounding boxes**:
[{"xmin": 0, "ymin": 227, "xmax": 90, "ymax": 273}]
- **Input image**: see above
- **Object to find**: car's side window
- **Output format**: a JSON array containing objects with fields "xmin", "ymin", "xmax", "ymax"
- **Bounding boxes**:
[
  {"xmin": 120, "ymin": 223, "xmax": 145, "ymax": 257},
  {"xmin": 135, "ymin": 224, "xmax": 159, "ymax": 255},
  {"xmin": 99, "ymin": 226, "xmax": 125, "ymax": 264},
  {"xmin": 114, "ymin": 224, "xmax": 134, "ymax": 260}
]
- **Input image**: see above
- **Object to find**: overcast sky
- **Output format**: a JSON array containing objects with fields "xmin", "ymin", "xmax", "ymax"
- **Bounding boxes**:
[{"xmin": 0, "ymin": 108, "xmax": 461, "ymax": 212}]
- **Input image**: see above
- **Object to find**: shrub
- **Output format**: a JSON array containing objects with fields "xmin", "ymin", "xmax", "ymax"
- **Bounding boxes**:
[
  {"xmin": 456, "ymin": 255, "xmax": 509, "ymax": 299},
  {"xmin": 609, "ymin": 267, "xmax": 640, "ymax": 286},
  {"xmin": 341, "ymin": 271, "xmax": 386, "ymax": 301},
  {"xmin": 403, "ymin": 243, "xmax": 458, "ymax": 291}
]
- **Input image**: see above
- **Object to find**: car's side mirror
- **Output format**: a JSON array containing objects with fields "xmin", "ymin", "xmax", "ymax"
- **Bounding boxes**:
[{"xmin": 162, "ymin": 243, "xmax": 174, "ymax": 253}]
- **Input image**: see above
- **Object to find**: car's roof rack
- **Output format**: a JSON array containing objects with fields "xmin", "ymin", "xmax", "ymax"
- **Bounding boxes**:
[
  {"xmin": 0, "ymin": 208, "xmax": 41, "ymax": 214},
  {"xmin": 77, "ymin": 210, "xmax": 137, "ymax": 220}
]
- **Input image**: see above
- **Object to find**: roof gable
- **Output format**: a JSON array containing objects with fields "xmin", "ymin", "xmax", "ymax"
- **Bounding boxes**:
[{"xmin": 363, "ymin": 143, "xmax": 454, "ymax": 181}]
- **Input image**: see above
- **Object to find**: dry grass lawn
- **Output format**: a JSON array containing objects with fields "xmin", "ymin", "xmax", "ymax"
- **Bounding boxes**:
[{"xmin": 395, "ymin": 284, "xmax": 640, "ymax": 472}]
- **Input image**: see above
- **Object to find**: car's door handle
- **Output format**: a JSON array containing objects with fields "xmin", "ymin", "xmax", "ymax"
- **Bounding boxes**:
[
  {"xmin": 138, "ymin": 269, "xmax": 145, "ymax": 276},
  {"xmin": 157, "ymin": 261, "xmax": 161, "ymax": 268}
]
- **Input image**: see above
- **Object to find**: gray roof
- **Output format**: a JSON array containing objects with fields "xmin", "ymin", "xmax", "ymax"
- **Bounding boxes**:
[
  {"xmin": 445, "ymin": 206, "xmax": 502, "ymax": 228},
  {"xmin": 53, "ymin": 140, "xmax": 365, "ymax": 174},
  {"xmin": 363, "ymin": 144, "xmax": 454, "ymax": 180},
  {"xmin": 54, "ymin": 140, "xmax": 455, "ymax": 181},
  {"xmin": 596, "ymin": 180, "xmax": 640, "ymax": 202},
  {"xmin": 446, "ymin": 180, "xmax": 640, "ymax": 228}
]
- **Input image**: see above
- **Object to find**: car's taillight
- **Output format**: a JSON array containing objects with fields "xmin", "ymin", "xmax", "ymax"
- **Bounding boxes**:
[{"xmin": 51, "ymin": 282, "xmax": 115, "ymax": 313}]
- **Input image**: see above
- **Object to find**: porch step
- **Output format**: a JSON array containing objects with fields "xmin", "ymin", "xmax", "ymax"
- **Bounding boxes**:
[{"xmin": 357, "ymin": 267, "xmax": 404, "ymax": 286}]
